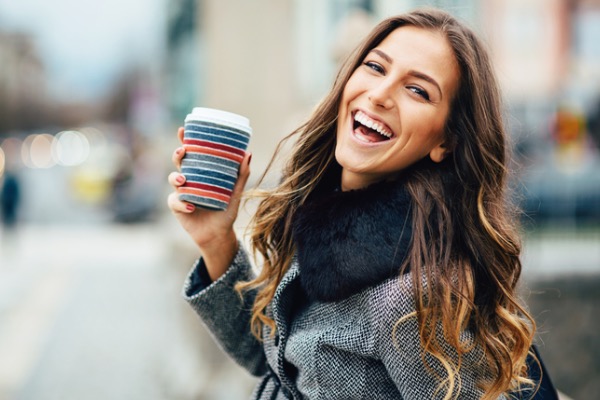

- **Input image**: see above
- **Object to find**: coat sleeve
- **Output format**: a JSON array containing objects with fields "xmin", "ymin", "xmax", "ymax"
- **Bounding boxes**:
[
  {"xmin": 181, "ymin": 244, "xmax": 268, "ymax": 377},
  {"xmin": 371, "ymin": 274, "xmax": 501, "ymax": 400}
]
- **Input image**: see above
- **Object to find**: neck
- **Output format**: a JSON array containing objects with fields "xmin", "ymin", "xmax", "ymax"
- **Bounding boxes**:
[{"xmin": 340, "ymin": 170, "xmax": 382, "ymax": 191}]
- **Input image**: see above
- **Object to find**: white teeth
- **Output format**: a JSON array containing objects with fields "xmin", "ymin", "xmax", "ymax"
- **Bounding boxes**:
[{"xmin": 354, "ymin": 111, "xmax": 392, "ymax": 138}]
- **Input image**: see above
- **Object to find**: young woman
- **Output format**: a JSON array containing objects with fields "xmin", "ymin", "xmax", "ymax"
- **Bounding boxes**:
[{"xmin": 168, "ymin": 8, "xmax": 543, "ymax": 399}]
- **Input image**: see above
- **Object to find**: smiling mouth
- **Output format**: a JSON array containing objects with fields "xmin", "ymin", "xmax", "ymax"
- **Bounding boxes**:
[{"xmin": 352, "ymin": 111, "xmax": 393, "ymax": 143}]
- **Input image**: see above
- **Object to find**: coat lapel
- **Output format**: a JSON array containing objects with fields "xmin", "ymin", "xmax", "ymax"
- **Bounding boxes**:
[{"xmin": 271, "ymin": 259, "xmax": 300, "ymax": 331}]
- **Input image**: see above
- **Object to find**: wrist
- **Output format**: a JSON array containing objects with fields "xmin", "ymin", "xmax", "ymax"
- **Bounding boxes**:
[{"xmin": 197, "ymin": 230, "xmax": 238, "ymax": 281}]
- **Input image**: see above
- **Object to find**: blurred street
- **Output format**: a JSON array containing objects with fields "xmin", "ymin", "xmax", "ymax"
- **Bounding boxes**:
[
  {"xmin": 522, "ymin": 229, "xmax": 600, "ymax": 278},
  {"xmin": 0, "ymin": 217, "xmax": 256, "ymax": 400}
]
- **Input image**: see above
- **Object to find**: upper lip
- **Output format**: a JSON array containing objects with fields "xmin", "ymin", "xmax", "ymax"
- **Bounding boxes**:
[{"xmin": 352, "ymin": 109, "xmax": 395, "ymax": 138}]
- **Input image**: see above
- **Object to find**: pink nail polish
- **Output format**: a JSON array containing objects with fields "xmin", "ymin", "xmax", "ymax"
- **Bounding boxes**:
[
  {"xmin": 186, "ymin": 204, "xmax": 195, "ymax": 212},
  {"xmin": 176, "ymin": 175, "xmax": 185, "ymax": 184}
]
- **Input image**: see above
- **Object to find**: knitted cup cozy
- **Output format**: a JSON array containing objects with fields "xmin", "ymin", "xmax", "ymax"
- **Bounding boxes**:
[{"xmin": 179, "ymin": 108, "xmax": 252, "ymax": 211}]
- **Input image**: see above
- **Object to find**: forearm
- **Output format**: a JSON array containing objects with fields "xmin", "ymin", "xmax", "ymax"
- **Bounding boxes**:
[{"xmin": 183, "ymin": 245, "xmax": 267, "ymax": 376}]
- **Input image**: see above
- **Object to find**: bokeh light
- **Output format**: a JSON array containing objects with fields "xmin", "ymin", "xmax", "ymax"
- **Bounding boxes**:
[
  {"xmin": 22, "ymin": 134, "xmax": 56, "ymax": 169},
  {"xmin": 80, "ymin": 126, "xmax": 107, "ymax": 148},
  {"xmin": 51, "ymin": 130, "xmax": 90, "ymax": 166},
  {"xmin": 20, "ymin": 135, "xmax": 35, "ymax": 169},
  {"xmin": 1, "ymin": 137, "xmax": 24, "ymax": 170},
  {"xmin": 0, "ymin": 147, "xmax": 5, "ymax": 177}
]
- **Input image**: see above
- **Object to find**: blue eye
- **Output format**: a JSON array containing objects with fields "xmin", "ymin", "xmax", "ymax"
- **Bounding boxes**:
[
  {"xmin": 408, "ymin": 86, "xmax": 430, "ymax": 101},
  {"xmin": 363, "ymin": 61, "xmax": 384, "ymax": 74}
]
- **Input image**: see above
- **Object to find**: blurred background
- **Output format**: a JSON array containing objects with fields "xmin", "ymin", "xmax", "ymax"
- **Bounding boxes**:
[{"xmin": 0, "ymin": 0, "xmax": 598, "ymax": 399}]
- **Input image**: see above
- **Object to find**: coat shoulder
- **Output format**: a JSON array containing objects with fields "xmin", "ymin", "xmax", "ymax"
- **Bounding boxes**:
[{"xmin": 366, "ymin": 272, "xmax": 417, "ymax": 324}]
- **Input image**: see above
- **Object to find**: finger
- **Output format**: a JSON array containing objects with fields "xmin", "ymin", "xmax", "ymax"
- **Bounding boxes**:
[
  {"xmin": 227, "ymin": 152, "xmax": 252, "ymax": 212},
  {"xmin": 167, "ymin": 191, "xmax": 195, "ymax": 213},
  {"xmin": 172, "ymin": 146, "xmax": 186, "ymax": 170},
  {"xmin": 177, "ymin": 127, "xmax": 185, "ymax": 144},
  {"xmin": 168, "ymin": 171, "xmax": 186, "ymax": 187},
  {"xmin": 233, "ymin": 152, "xmax": 252, "ymax": 196},
  {"xmin": 238, "ymin": 151, "xmax": 252, "ymax": 182}
]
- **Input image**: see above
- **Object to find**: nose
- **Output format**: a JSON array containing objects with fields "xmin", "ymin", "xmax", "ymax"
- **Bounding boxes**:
[{"xmin": 368, "ymin": 79, "xmax": 395, "ymax": 109}]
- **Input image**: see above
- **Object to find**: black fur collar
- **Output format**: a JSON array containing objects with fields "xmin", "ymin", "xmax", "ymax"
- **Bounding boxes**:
[{"xmin": 292, "ymin": 178, "xmax": 413, "ymax": 302}]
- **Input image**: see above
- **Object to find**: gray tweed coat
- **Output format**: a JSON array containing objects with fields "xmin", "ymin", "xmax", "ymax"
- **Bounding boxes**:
[{"xmin": 182, "ymin": 247, "xmax": 497, "ymax": 399}]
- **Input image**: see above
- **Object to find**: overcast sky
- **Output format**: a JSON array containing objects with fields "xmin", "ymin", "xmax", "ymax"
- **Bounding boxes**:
[{"xmin": 0, "ymin": 0, "xmax": 166, "ymax": 100}]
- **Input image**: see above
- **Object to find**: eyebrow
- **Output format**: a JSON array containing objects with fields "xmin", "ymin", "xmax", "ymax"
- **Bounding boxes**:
[{"xmin": 370, "ymin": 49, "xmax": 443, "ymax": 99}]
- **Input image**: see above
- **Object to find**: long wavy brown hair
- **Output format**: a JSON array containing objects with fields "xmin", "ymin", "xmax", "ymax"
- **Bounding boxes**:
[{"xmin": 238, "ymin": 8, "xmax": 536, "ymax": 399}]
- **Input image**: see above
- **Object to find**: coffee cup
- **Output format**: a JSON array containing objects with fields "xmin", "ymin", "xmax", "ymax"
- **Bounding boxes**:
[{"xmin": 178, "ymin": 107, "xmax": 252, "ymax": 211}]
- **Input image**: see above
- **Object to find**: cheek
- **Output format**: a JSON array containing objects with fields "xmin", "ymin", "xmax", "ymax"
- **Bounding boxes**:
[
  {"xmin": 340, "ymin": 74, "xmax": 361, "ymax": 104},
  {"xmin": 421, "ymin": 126, "xmax": 446, "ymax": 150},
  {"xmin": 338, "ymin": 90, "xmax": 351, "ymax": 113},
  {"xmin": 424, "ymin": 109, "xmax": 450, "ymax": 141},
  {"xmin": 335, "ymin": 105, "xmax": 346, "ymax": 137}
]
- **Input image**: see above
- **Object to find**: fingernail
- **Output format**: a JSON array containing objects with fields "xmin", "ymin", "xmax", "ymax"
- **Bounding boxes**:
[
  {"xmin": 175, "ymin": 147, "xmax": 183, "ymax": 155},
  {"xmin": 176, "ymin": 175, "xmax": 185, "ymax": 184},
  {"xmin": 186, "ymin": 203, "xmax": 195, "ymax": 212}
]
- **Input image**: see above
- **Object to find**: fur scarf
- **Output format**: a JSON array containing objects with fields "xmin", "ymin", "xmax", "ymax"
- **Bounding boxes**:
[{"xmin": 292, "ymin": 179, "xmax": 413, "ymax": 302}]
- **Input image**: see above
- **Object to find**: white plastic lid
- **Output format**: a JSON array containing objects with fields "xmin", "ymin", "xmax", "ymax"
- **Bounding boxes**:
[{"xmin": 185, "ymin": 107, "xmax": 251, "ymax": 133}]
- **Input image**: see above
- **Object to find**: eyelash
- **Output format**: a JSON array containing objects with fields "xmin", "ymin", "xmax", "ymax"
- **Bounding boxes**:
[
  {"xmin": 408, "ymin": 86, "xmax": 430, "ymax": 101},
  {"xmin": 363, "ymin": 61, "xmax": 384, "ymax": 74},
  {"xmin": 362, "ymin": 61, "xmax": 431, "ymax": 102}
]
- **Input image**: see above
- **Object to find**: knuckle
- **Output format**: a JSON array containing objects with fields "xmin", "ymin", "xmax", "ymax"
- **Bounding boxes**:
[{"xmin": 167, "ymin": 192, "xmax": 179, "ymax": 207}]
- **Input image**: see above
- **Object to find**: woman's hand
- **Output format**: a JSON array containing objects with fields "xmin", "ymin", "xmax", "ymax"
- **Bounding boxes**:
[{"xmin": 167, "ymin": 127, "xmax": 251, "ymax": 280}]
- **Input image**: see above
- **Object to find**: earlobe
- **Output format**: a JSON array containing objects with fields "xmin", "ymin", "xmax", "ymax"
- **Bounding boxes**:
[{"xmin": 429, "ymin": 143, "xmax": 449, "ymax": 163}]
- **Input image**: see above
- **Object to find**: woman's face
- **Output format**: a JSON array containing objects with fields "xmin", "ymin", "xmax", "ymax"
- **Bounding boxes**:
[{"xmin": 335, "ymin": 26, "xmax": 460, "ymax": 191}]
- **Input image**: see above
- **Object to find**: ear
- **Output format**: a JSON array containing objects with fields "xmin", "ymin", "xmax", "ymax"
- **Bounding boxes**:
[{"xmin": 429, "ymin": 142, "xmax": 451, "ymax": 163}]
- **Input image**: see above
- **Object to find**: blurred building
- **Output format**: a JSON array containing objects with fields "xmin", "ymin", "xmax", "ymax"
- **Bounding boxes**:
[
  {"xmin": 0, "ymin": 30, "xmax": 106, "ymax": 136},
  {"xmin": 165, "ymin": 0, "xmax": 200, "ymax": 124},
  {"xmin": 482, "ymin": 0, "xmax": 600, "ymax": 225},
  {"xmin": 0, "ymin": 32, "xmax": 49, "ymax": 135},
  {"xmin": 484, "ymin": 0, "xmax": 600, "ymax": 134}
]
